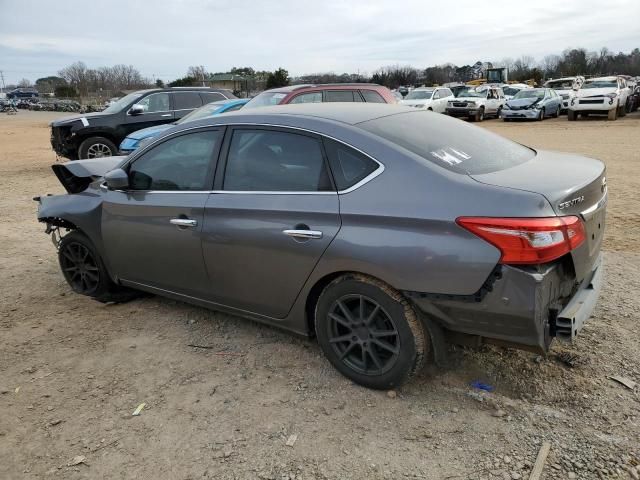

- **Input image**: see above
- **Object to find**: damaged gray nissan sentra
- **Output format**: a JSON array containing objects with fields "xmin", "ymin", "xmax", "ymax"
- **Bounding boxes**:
[{"xmin": 36, "ymin": 104, "xmax": 606, "ymax": 389}]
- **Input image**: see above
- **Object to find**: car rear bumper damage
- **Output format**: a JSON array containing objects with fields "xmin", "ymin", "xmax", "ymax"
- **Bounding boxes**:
[{"xmin": 404, "ymin": 254, "xmax": 603, "ymax": 353}]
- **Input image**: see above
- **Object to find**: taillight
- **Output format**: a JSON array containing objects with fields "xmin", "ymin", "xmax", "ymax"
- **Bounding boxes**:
[{"xmin": 456, "ymin": 216, "xmax": 586, "ymax": 264}]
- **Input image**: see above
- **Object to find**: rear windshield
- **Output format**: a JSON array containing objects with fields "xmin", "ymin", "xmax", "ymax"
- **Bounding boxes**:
[{"xmin": 359, "ymin": 111, "xmax": 535, "ymax": 175}]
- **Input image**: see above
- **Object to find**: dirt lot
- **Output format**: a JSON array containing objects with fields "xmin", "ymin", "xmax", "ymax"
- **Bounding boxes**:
[{"xmin": 1, "ymin": 111, "xmax": 639, "ymax": 480}]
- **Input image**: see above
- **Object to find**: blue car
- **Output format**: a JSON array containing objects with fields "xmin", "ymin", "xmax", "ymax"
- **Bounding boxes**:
[{"xmin": 119, "ymin": 98, "xmax": 248, "ymax": 154}]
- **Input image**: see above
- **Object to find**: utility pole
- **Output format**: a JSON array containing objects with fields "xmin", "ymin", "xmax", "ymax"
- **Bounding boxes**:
[{"xmin": 0, "ymin": 71, "xmax": 6, "ymax": 94}]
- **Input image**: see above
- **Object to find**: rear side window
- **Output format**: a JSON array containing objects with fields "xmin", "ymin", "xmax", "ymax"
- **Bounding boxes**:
[
  {"xmin": 289, "ymin": 92, "xmax": 323, "ymax": 104},
  {"xmin": 325, "ymin": 90, "xmax": 357, "ymax": 102},
  {"xmin": 173, "ymin": 92, "xmax": 203, "ymax": 110},
  {"xmin": 223, "ymin": 129, "xmax": 333, "ymax": 192},
  {"xmin": 361, "ymin": 90, "xmax": 386, "ymax": 103},
  {"xmin": 324, "ymin": 139, "xmax": 379, "ymax": 191},
  {"xmin": 201, "ymin": 92, "xmax": 226, "ymax": 104},
  {"xmin": 359, "ymin": 111, "xmax": 534, "ymax": 175},
  {"xmin": 128, "ymin": 130, "xmax": 221, "ymax": 191}
]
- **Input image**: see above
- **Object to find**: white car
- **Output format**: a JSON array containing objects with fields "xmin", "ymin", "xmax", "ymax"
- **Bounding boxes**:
[
  {"xmin": 544, "ymin": 77, "xmax": 584, "ymax": 113},
  {"xmin": 445, "ymin": 86, "xmax": 505, "ymax": 122},
  {"xmin": 399, "ymin": 87, "xmax": 454, "ymax": 113},
  {"xmin": 502, "ymin": 84, "xmax": 532, "ymax": 100},
  {"xmin": 568, "ymin": 76, "xmax": 631, "ymax": 121}
]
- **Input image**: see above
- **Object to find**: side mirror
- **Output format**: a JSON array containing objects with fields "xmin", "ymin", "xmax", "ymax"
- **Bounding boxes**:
[
  {"xmin": 128, "ymin": 104, "xmax": 144, "ymax": 115},
  {"xmin": 104, "ymin": 168, "xmax": 129, "ymax": 190}
]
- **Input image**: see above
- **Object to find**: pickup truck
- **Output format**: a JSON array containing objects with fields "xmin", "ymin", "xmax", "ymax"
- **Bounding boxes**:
[{"xmin": 445, "ymin": 86, "xmax": 504, "ymax": 121}]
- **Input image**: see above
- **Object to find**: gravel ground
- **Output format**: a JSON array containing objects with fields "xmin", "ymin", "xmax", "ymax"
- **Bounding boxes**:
[{"xmin": 1, "ymin": 111, "xmax": 639, "ymax": 480}]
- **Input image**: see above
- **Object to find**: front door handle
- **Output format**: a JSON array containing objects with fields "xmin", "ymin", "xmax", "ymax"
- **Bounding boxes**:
[
  {"xmin": 170, "ymin": 218, "xmax": 198, "ymax": 228},
  {"xmin": 161, "ymin": 114, "xmax": 172, "ymax": 117},
  {"xmin": 283, "ymin": 229, "xmax": 323, "ymax": 240}
]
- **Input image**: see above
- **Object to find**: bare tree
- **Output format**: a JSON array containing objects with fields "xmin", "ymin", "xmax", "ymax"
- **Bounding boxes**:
[
  {"xmin": 18, "ymin": 78, "xmax": 32, "ymax": 87},
  {"xmin": 187, "ymin": 65, "xmax": 208, "ymax": 86}
]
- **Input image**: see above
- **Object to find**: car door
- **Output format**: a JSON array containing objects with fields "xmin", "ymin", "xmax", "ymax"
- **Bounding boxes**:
[
  {"xmin": 201, "ymin": 126, "xmax": 341, "ymax": 318},
  {"xmin": 122, "ymin": 92, "xmax": 174, "ymax": 137},
  {"xmin": 101, "ymin": 127, "xmax": 224, "ymax": 297}
]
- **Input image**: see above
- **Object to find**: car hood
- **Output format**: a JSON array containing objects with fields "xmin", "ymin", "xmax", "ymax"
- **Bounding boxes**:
[
  {"xmin": 51, "ymin": 156, "xmax": 126, "ymax": 193},
  {"xmin": 506, "ymin": 98, "xmax": 541, "ymax": 108},
  {"xmin": 50, "ymin": 111, "xmax": 113, "ymax": 127},
  {"xmin": 127, "ymin": 124, "xmax": 173, "ymax": 140},
  {"xmin": 576, "ymin": 87, "xmax": 616, "ymax": 98}
]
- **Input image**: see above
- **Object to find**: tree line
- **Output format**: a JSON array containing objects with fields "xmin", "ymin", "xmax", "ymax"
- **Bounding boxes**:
[{"xmin": 13, "ymin": 46, "xmax": 640, "ymax": 98}]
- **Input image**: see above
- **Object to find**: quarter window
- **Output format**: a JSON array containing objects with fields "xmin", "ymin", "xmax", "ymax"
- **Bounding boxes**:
[
  {"xmin": 201, "ymin": 92, "xmax": 227, "ymax": 104},
  {"xmin": 361, "ymin": 90, "xmax": 386, "ymax": 103},
  {"xmin": 128, "ymin": 130, "xmax": 221, "ymax": 191},
  {"xmin": 289, "ymin": 92, "xmax": 323, "ymax": 104},
  {"xmin": 223, "ymin": 129, "xmax": 333, "ymax": 192},
  {"xmin": 173, "ymin": 92, "xmax": 203, "ymax": 110},
  {"xmin": 137, "ymin": 93, "xmax": 170, "ymax": 113},
  {"xmin": 323, "ymin": 139, "xmax": 379, "ymax": 191}
]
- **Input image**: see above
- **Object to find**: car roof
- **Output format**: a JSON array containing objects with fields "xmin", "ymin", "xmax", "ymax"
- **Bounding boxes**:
[
  {"xmin": 265, "ymin": 83, "xmax": 385, "ymax": 94},
  {"xmin": 207, "ymin": 103, "xmax": 411, "ymax": 126},
  {"xmin": 586, "ymin": 76, "xmax": 617, "ymax": 81}
]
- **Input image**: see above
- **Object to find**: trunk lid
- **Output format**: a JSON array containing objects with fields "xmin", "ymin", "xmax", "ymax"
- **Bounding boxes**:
[{"xmin": 470, "ymin": 150, "xmax": 607, "ymax": 280}]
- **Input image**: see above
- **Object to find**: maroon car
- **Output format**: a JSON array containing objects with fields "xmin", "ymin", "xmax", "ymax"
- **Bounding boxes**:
[{"xmin": 243, "ymin": 83, "xmax": 397, "ymax": 109}]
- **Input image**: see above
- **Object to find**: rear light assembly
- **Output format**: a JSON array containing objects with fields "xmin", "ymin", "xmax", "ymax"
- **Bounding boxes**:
[{"xmin": 456, "ymin": 216, "xmax": 586, "ymax": 264}]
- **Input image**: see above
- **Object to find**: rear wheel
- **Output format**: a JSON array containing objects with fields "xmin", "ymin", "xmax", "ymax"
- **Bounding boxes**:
[
  {"xmin": 568, "ymin": 110, "xmax": 577, "ymax": 121},
  {"xmin": 315, "ymin": 274, "xmax": 429, "ymax": 389},
  {"xmin": 78, "ymin": 136, "xmax": 117, "ymax": 159},
  {"xmin": 553, "ymin": 106, "xmax": 560, "ymax": 118},
  {"xmin": 58, "ymin": 231, "xmax": 137, "ymax": 303},
  {"xmin": 607, "ymin": 107, "xmax": 618, "ymax": 121}
]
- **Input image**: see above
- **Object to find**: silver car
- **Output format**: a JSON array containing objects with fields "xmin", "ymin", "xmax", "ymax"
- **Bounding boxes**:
[
  {"xmin": 501, "ymin": 88, "xmax": 562, "ymax": 120},
  {"xmin": 37, "ymin": 104, "xmax": 606, "ymax": 389}
]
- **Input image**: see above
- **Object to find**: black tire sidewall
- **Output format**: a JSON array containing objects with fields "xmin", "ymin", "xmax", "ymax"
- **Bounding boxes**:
[
  {"xmin": 78, "ymin": 136, "xmax": 117, "ymax": 159},
  {"xmin": 315, "ymin": 276, "xmax": 423, "ymax": 389}
]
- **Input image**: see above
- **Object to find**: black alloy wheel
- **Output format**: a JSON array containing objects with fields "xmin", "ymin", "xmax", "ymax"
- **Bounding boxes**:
[
  {"xmin": 327, "ymin": 294, "xmax": 400, "ymax": 376},
  {"xmin": 59, "ymin": 240, "xmax": 100, "ymax": 294}
]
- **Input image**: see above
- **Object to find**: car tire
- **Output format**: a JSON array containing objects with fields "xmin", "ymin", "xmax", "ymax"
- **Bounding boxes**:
[
  {"xmin": 553, "ymin": 106, "xmax": 560, "ymax": 118},
  {"xmin": 538, "ymin": 108, "xmax": 545, "ymax": 121},
  {"xmin": 427, "ymin": 107, "xmax": 433, "ymax": 111},
  {"xmin": 474, "ymin": 107, "xmax": 484, "ymax": 122},
  {"xmin": 315, "ymin": 274, "xmax": 429, "ymax": 389},
  {"xmin": 568, "ymin": 110, "xmax": 577, "ymax": 121},
  {"xmin": 618, "ymin": 103, "xmax": 626, "ymax": 117},
  {"xmin": 78, "ymin": 136, "xmax": 117, "ymax": 159},
  {"xmin": 58, "ymin": 231, "xmax": 138, "ymax": 303},
  {"xmin": 607, "ymin": 107, "xmax": 618, "ymax": 121},
  {"xmin": 496, "ymin": 107, "xmax": 502, "ymax": 119}
]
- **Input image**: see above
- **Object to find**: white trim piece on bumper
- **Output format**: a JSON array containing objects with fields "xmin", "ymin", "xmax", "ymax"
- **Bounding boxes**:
[{"xmin": 555, "ymin": 254, "xmax": 604, "ymax": 342}]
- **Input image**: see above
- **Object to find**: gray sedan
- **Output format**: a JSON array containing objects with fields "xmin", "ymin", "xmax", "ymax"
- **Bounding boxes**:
[
  {"xmin": 37, "ymin": 104, "xmax": 606, "ymax": 389},
  {"xmin": 501, "ymin": 88, "xmax": 562, "ymax": 120}
]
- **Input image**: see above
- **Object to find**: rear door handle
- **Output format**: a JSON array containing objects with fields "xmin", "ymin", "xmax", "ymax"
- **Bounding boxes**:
[
  {"xmin": 283, "ymin": 229, "xmax": 323, "ymax": 240},
  {"xmin": 170, "ymin": 218, "xmax": 198, "ymax": 228}
]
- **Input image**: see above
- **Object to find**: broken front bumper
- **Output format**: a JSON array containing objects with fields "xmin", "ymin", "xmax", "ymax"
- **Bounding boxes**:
[{"xmin": 404, "ymin": 255, "xmax": 603, "ymax": 352}]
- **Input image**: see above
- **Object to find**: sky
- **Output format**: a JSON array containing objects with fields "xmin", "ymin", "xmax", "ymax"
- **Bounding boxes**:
[{"xmin": 1, "ymin": 0, "xmax": 639, "ymax": 85}]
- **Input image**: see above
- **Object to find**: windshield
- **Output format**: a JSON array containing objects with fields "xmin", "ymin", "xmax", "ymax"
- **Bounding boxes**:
[
  {"xmin": 582, "ymin": 80, "xmax": 617, "ymax": 89},
  {"xmin": 503, "ymin": 87, "xmax": 521, "ymax": 96},
  {"xmin": 405, "ymin": 90, "xmax": 434, "ymax": 100},
  {"xmin": 545, "ymin": 80, "xmax": 573, "ymax": 89},
  {"xmin": 102, "ymin": 92, "xmax": 145, "ymax": 114},
  {"xmin": 514, "ymin": 90, "xmax": 545, "ymax": 99},
  {"xmin": 455, "ymin": 88, "xmax": 484, "ymax": 98},
  {"xmin": 360, "ymin": 111, "xmax": 534, "ymax": 175},
  {"xmin": 244, "ymin": 92, "xmax": 287, "ymax": 108},
  {"xmin": 177, "ymin": 102, "xmax": 224, "ymax": 124}
]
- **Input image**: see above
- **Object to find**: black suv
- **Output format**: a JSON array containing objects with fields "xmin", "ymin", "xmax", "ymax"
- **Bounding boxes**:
[{"xmin": 50, "ymin": 87, "xmax": 236, "ymax": 159}]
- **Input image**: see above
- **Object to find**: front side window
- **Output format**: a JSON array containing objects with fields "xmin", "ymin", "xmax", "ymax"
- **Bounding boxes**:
[
  {"xmin": 173, "ymin": 92, "xmax": 203, "ymax": 110},
  {"xmin": 136, "ymin": 93, "xmax": 171, "ymax": 113},
  {"xmin": 324, "ymin": 90, "xmax": 357, "ymax": 102},
  {"xmin": 323, "ymin": 139, "xmax": 379, "ymax": 191},
  {"xmin": 289, "ymin": 92, "xmax": 323, "ymax": 104},
  {"xmin": 223, "ymin": 129, "xmax": 332, "ymax": 192},
  {"xmin": 128, "ymin": 130, "xmax": 221, "ymax": 191}
]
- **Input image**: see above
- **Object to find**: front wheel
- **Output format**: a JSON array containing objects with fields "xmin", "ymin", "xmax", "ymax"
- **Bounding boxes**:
[
  {"xmin": 474, "ymin": 107, "xmax": 484, "ymax": 122},
  {"xmin": 315, "ymin": 274, "xmax": 429, "ymax": 389},
  {"xmin": 58, "ymin": 231, "xmax": 137, "ymax": 303},
  {"xmin": 538, "ymin": 107, "xmax": 545, "ymax": 121},
  {"xmin": 78, "ymin": 136, "xmax": 117, "ymax": 159},
  {"xmin": 608, "ymin": 107, "xmax": 618, "ymax": 121}
]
